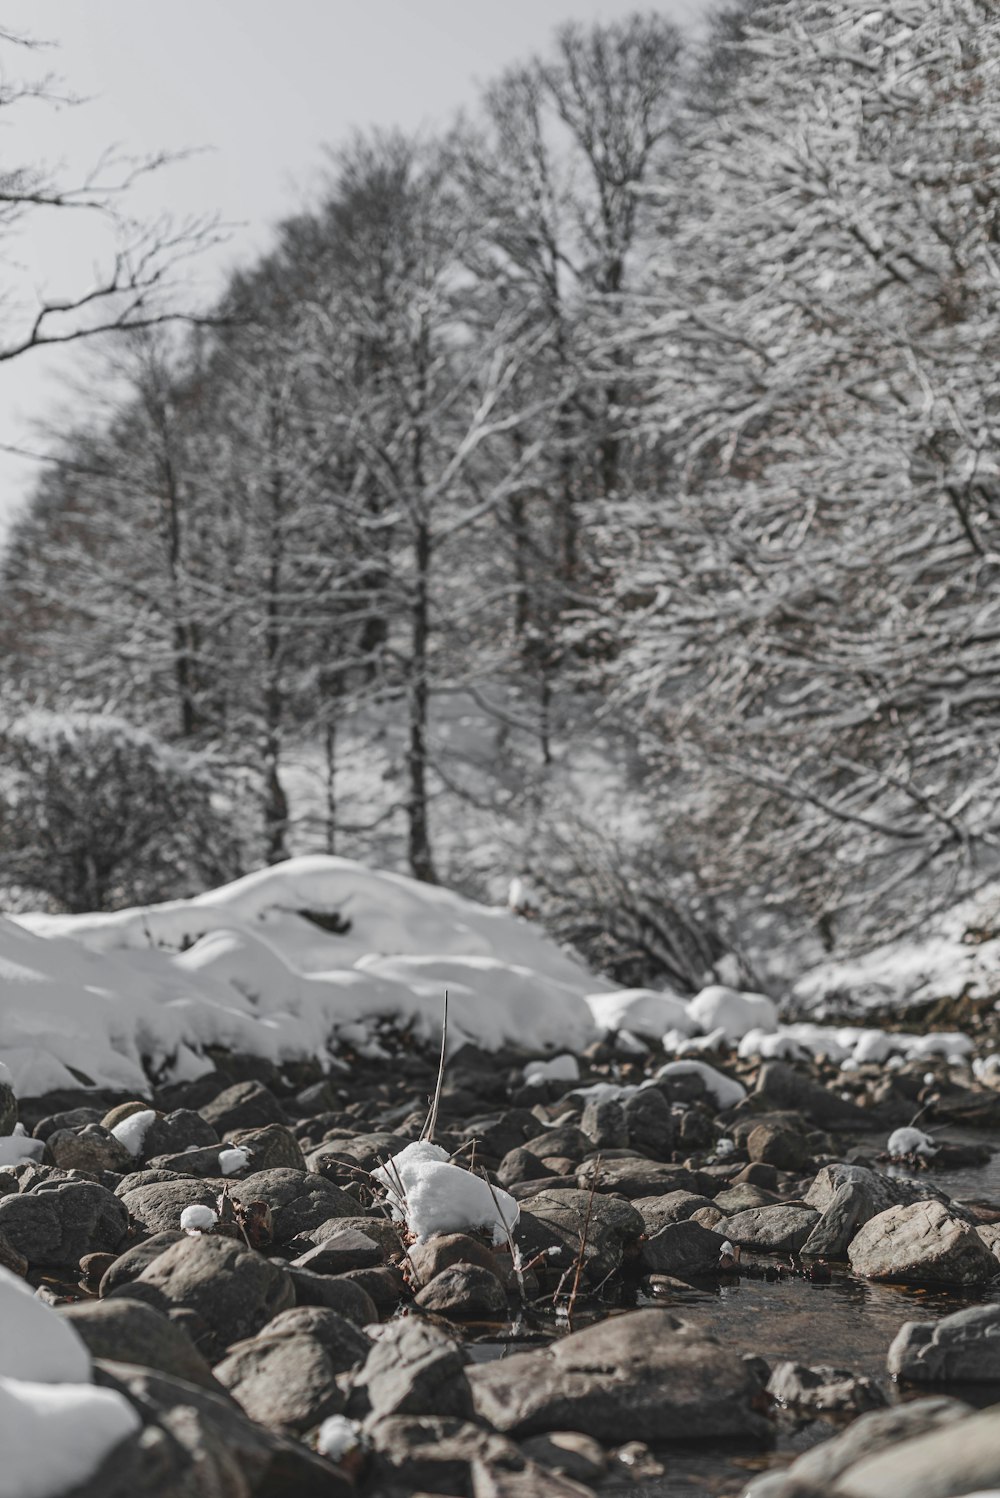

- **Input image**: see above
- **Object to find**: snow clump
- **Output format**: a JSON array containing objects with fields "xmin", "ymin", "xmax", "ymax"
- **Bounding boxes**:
[
  {"xmin": 316, "ymin": 1413, "xmax": 363, "ymax": 1461},
  {"xmin": 372, "ymin": 1139, "xmax": 519, "ymax": 1245},
  {"xmin": 887, "ymin": 1127, "xmax": 939, "ymax": 1158},
  {"xmin": 651, "ymin": 1060, "xmax": 746, "ymax": 1110},
  {"xmin": 218, "ymin": 1146, "xmax": 251, "ymax": 1176},
  {"xmin": 109, "ymin": 1109, "xmax": 156, "ymax": 1159},
  {"xmin": 0, "ymin": 1124, "xmax": 45, "ymax": 1168},
  {"xmin": 686, "ymin": 985, "xmax": 778, "ymax": 1042},
  {"xmin": 523, "ymin": 1054, "xmax": 580, "ymax": 1086},
  {"xmin": 180, "ymin": 1204, "xmax": 218, "ymax": 1233}
]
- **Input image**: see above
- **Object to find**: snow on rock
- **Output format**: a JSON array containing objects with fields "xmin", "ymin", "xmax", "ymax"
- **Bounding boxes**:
[
  {"xmin": 180, "ymin": 1205, "xmax": 218, "ymax": 1233},
  {"xmin": 651, "ymin": 1060, "xmax": 747, "ymax": 1110},
  {"xmin": 3, "ymin": 856, "xmax": 603, "ymax": 1095},
  {"xmin": 218, "ymin": 1146, "xmax": 251, "ymax": 1177},
  {"xmin": 372, "ymin": 1139, "xmax": 519, "ymax": 1245},
  {"xmin": 585, "ymin": 987, "xmax": 698, "ymax": 1039},
  {"xmin": 523, "ymin": 1054, "xmax": 580, "ymax": 1086},
  {"xmin": 0, "ymin": 1268, "xmax": 140, "ymax": 1498},
  {"xmin": 887, "ymin": 1127, "xmax": 939, "ymax": 1158},
  {"xmin": 686, "ymin": 985, "xmax": 778, "ymax": 1041},
  {"xmin": 109, "ymin": 1109, "xmax": 156, "ymax": 1159},
  {"xmin": 0, "ymin": 1125, "xmax": 45, "ymax": 1168}
]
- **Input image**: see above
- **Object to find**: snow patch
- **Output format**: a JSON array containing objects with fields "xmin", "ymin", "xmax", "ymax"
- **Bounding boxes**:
[
  {"xmin": 109, "ymin": 1109, "xmax": 156, "ymax": 1159},
  {"xmin": 180, "ymin": 1205, "xmax": 217, "ymax": 1233},
  {"xmin": 372, "ymin": 1140, "xmax": 519, "ymax": 1245}
]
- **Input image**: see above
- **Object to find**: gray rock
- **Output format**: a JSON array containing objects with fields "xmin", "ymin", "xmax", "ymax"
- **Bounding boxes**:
[
  {"xmin": 772, "ymin": 1396, "xmax": 972, "ymax": 1492},
  {"xmin": 414, "ymin": 1264, "xmax": 509, "ymax": 1319},
  {"xmin": 33, "ymin": 1107, "xmax": 103, "ymax": 1141},
  {"xmin": 213, "ymin": 1329, "xmax": 346, "ymax": 1434},
  {"xmin": 496, "ymin": 1147, "xmax": 550, "ymax": 1187},
  {"xmin": 365, "ymin": 1414, "xmax": 527, "ymax": 1494},
  {"xmin": 109, "ymin": 1231, "xmax": 295, "ymax": 1362},
  {"xmin": 713, "ymin": 1184, "xmax": 780, "ymax": 1214},
  {"xmin": 576, "ymin": 1157, "xmax": 697, "ymax": 1199},
  {"xmin": 144, "ymin": 1146, "xmax": 227, "ymax": 1177},
  {"xmin": 623, "ymin": 1088, "xmax": 675, "ymax": 1159},
  {"xmin": 98, "ymin": 1230, "xmax": 184, "ymax": 1296},
  {"xmin": 141, "ymin": 1109, "xmax": 219, "ymax": 1160},
  {"xmin": 521, "ymin": 1431, "xmax": 607, "ymax": 1483},
  {"xmin": 888, "ymin": 1304, "xmax": 1000, "ymax": 1382},
  {"xmin": 286, "ymin": 1266, "xmax": 379, "ymax": 1325},
  {"xmin": 754, "ymin": 1063, "xmax": 867, "ymax": 1129},
  {"xmin": 747, "ymin": 1123, "xmax": 810, "ymax": 1171},
  {"xmin": 471, "ymin": 1456, "xmax": 597, "ymax": 1497},
  {"xmin": 723, "ymin": 1204, "xmax": 820, "ymax": 1254},
  {"xmin": 469, "ymin": 1308, "xmax": 773, "ymax": 1444},
  {"xmin": 311, "ymin": 1214, "xmax": 401, "ymax": 1256},
  {"xmin": 225, "ymin": 1122, "xmax": 306, "ymax": 1172},
  {"xmin": 119, "ymin": 1179, "xmax": 219, "ymax": 1236},
  {"xmin": 521, "ymin": 1126, "xmax": 591, "ymax": 1162},
  {"xmin": 351, "ymin": 1316, "xmax": 475, "ymax": 1422},
  {"xmin": 46, "ymin": 1125, "xmax": 133, "ymax": 1175},
  {"xmin": 766, "ymin": 1361, "xmax": 886, "ymax": 1414},
  {"xmin": 407, "ymin": 1231, "xmax": 505, "ymax": 1287},
  {"xmin": 198, "ymin": 1080, "xmax": 289, "ymax": 1135},
  {"xmin": 634, "ymin": 1192, "xmax": 717, "ymax": 1233},
  {"xmin": 227, "ymin": 1168, "xmax": 356, "ymax": 1243},
  {"xmin": 262, "ymin": 1305, "xmax": 371, "ymax": 1367},
  {"xmin": 0, "ymin": 1077, "xmax": 17, "ymax": 1135},
  {"xmin": 832, "ymin": 1403, "xmax": 1000, "ymax": 1497},
  {"xmin": 59, "ymin": 1296, "xmax": 219, "ymax": 1389},
  {"xmin": 580, "ymin": 1097, "xmax": 629, "ymax": 1150},
  {"xmin": 848, "ymin": 1200, "xmax": 998, "ymax": 1285},
  {"xmin": 516, "ymin": 1189, "xmax": 644, "ymax": 1285},
  {"xmin": 0, "ymin": 1179, "xmax": 128, "ymax": 1267},
  {"xmin": 292, "ymin": 1228, "xmax": 383, "ymax": 1275},
  {"xmin": 641, "ymin": 1219, "xmax": 726, "ymax": 1279}
]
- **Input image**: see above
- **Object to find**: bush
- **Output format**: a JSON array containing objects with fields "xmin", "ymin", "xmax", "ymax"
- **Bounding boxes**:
[{"xmin": 0, "ymin": 710, "xmax": 241, "ymax": 912}]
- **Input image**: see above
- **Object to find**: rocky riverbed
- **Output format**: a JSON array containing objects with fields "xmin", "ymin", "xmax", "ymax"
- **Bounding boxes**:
[{"xmin": 2, "ymin": 1028, "xmax": 1000, "ymax": 1498}]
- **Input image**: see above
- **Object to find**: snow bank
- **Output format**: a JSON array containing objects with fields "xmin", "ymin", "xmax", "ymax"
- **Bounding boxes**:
[
  {"xmin": 3, "ymin": 856, "xmax": 602, "ymax": 1096},
  {"xmin": 585, "ymin": 987, "xmax": 697, "ymax": 1039},
  {"xmin": 0, "ymin": 1269, "xmax": 140, "ymax": 1498},
  {"xmin": 371, "ymin": 1139, "xmax": 519, "ymax": 1245},
  {"xmin": 686, "ymin": 985, "xmax": 778, "ymax": 1041}
]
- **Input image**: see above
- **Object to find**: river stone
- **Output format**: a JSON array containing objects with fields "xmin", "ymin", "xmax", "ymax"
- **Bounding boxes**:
[
  {"xmin": 623, "ymin": 1088, "xmax": 675, "ymax": 1158},
  {"xmin": 227, "ymin": 1168, "xmax": 356, "ymax": 1243},
  {"xmin": 365, "ymin": 1414, "xmax": 529, "ymax": 1494},
  {"xmin": 634, "ymin": 1192, "xmax": 717, "ymax": 1232},
  {"xmin": 213, "ymin": 1329, "xmax": 346, "ymax": 1434},
  {"xmin": 0, "ymin": 1179, "xmax": 128, "ymax": 1266},
  {"xmin": 831, "ymin": 1403, "xmax": 1000, "ymax": 1497},
  {"xmin": 311, "ymin": 1214, "xmax": 402, "ymax": 1256},
  {"xmin": 45, "ymin": 1125, "xmax": 134, "ymax": 1175},
  {"xmin": 767, "ymin": 1361, "xmax": 886, "ymax": 1414},
  {"xmin": 141, "ymin": 1109, "xmax": 219, "ymax": 1159},
  {"xmin": 713, "ymin": 1184, "xmax": 780, "ymax": 1214},
  {"xmin": 497, "ymin": 1147, "xmax": 551, "ymax": 1187},
  {"xmin": 888, "ymin": 1304, "xmax": 1000, "ymax": 1382},
  {"xmin": 292, "ymin": 1228, "xmax": 383, "ymax": 1275},
  {"xmin": 119, "ymin": 1179, "xmax": 219, "ymax": 1236},
  {"xmin": 0, "ymin": 1076, "xmax": 16, "ymax": 1135},
  {"xmin": 109, "ymin": 1231, "xmax": 295, "ymax": 1361},
  {"xmin": 408, "ymin": 1232, "xmax": 505, "ymax": 1287},
  {"xmin": 521, "ymin": 1126, "xmax": 591, "ymax": 1162},
  {"xmin": 806, "ymin": 1163, "xmax": 950, "ymax": 1216},
  {"xmin": 91, "ymin": 1361, "xmax": 352, "ymax": 1498},
  {"xmin": 521, "ymin": 1431, "xmax": 607, "ymax": 1483},
  {"xmin": 471, "ymin": 1456, "xmax": 597, "ymax": 1498},
  {"xmin": 225, "ymin": 1122, "xmax": 306, "ymax": 1172},
  {"xmin": 60, "ymin": 1296, "xmax": 219, "ymax": 1389},
  {"xmin": 516, "ymin": 1189, "xmax": 644, "ymax": 1284},
  {"xmin": 262, "ymin": 1306, "xmax": 371, "ymax": 1367},
  {"xmin": 414, "ymin": 1264, "xmax": 509, "ymax": 1319},
  {"xmin": 0, "ymin": 1227, "xmax": 27, "ymax": 1276},
  {"xmin": 144, "ymin": 1146, "xmax": 229, "ymax": 1177},
  {"xmin": 576, "ymin": 1157, "xmax": 699, "ymax": 1199},
  {"xmin": 747, "ymin": 1123, "xmax": 810, "ymax": 1171},
  {"xmin": 98, "ymin": 1231, "xmax": 185, "ymax": 1296},
  {"xmin": 848, "ymin": 1200, "xmax": 998, "ymax": 1285},
  {"xmin": 468, "ymin": 1308, "xmax": 772, "ymax": 1444},
  {"xmin": 641, "ymin": 1219, "xmax": 726, "ymax": 1279},
  {"xmin": 723, "ymin": 1204, "xmax": 819, "ymax": 1254},
  {"xmin": 352, "ymin": 1316, "xmax": 476, "ymax": 1423},
  {"xmin": 745, "ymin": 1397, "xmax": 972, "ymax": 1496},
  {"xmin": 580, "ymin": 1098, "xmax": 629, "ymax": 1150},
  {"xmin": 753, "ymin": 1063, "xmax": 867, "ymax": 1129},
  {"xmin": 198, "ymin": 1080, "xmax": 289, "ymax": 1135},
  {"xmin": 100, "ymin": 1101, "xmax": 150, "ymax": 1133}
]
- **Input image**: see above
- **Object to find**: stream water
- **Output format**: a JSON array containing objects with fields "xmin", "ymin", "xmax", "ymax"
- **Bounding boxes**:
[{"xmin": 473, "ymin": 1136, "xmax": 1000, "ymax": 1497}]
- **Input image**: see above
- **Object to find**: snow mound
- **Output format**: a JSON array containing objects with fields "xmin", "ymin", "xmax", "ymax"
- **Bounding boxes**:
[
  {"xmin": 686, "ymin": 985, "xmax": 778, "ymax": 1041},
  {"xmin": 585, "ymin": 987, "xmax": 697, "ymax": 1039},
  {"xmin": 110, "ymin": 1109, "xmax": 156, "ymax": 1158},
  {"xmin": 523, "ymin": 1054, "xmax": 580, "ymax": 1086},
  {"xmin": 371, "ymin": 1139, "xmax": 519, "ymax": 1245},
  {"xmin": 4, "ymin": 856, "xmax": 604, "ymax": 1096},
  {"xmin": 651, "ymin": 1060, "xmax": 746, "ymax": 1110}
]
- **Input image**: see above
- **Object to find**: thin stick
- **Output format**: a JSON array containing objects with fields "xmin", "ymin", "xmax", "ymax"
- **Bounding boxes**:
[
  {"xmin": 421, "ymin": 989, "xmax": 449, "ymax": 1143},
  {"xmin": 567, "ymin": 1154, "xmax": 601, "ymax": 1322},
  {"xmin": 479, "ymin": 1165, "xmax": 524, "ymax": 1306}
]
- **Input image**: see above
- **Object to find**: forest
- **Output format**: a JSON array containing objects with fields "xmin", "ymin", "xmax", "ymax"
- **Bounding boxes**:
[{"xmin": 2, "ymin": 0, "xmax": 999, "ymax": 991}]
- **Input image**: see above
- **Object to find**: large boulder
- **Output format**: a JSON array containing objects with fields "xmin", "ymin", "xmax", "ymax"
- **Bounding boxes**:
[
  {"xmin": 119, "ymin": 1180, "xmax": 219, "ymax": 1237},
  {"xmin": 641, "ymin": 1219, "xmax": 726, "ymax": 1279},
  {"xmin": 213, "ymin": 1328, "xmax": 349, "ymax": 1434},
  {"xmin": 830, "ymin": 1403, "xmax": 1000, "ymax": 1497},
  {"xmin": 0, "ymin": 1180, "xmax": 128, "ymax": 1267},
  {"xmin": 59, "ymin": 1297, "xmax": 219, "ymax": 1389},
  {"xmin": 848, "ymin": 1200, "xmax": 998, "ymax": 1285},
  {"xmin": 351, "ymin": 1316, "xmax": 475, "ymax": 1423},
  {"xmin": 888, "ymin": 1304, "xmax": 1000, "ymax": 1383},
  {"xmin": 723, "ymin": 1205, "xmax": 819, "ymax": 1255},
  {"xmin": 227, "ymin": 1168, "xmax": 356, "ymax": 1244},
  {"xmin": 468, "ymin": 1308, "xmax": 772, "ymax": 1444},
  {"xmin": 803, "ymin": 1164, "xmax": 951, "ymax": 1261},
  {"xmin": 515, "ymin": 1189, "xmax": 644, "ymax": 1285},
  {"xmin": 108, "ymin": 1231, "xmax": 294, "ymax": 1362}
]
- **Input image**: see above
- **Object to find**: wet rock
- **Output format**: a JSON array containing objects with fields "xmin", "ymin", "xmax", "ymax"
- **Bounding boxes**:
[
  {"xmin": 723, "ymin": 1204, "xmax": 820, "ymax": 1254},
  {"xmin": 415, "ymin": 1264, "xmax": 509, "ymax": 1319},
  {"xmin": 60, "ymin": 1296, "xmax": 219, "ymax": 1389},
  {"xmin": 471, "ymin": 1457, "xmax": 597, "ymax": 1498},
  {"xmin": 292, "ymin": 1227, "xmax": 383, "ymax": 1274},
  {"xmin": 227, "ymin": 1167, "xmax": 356, "ymax": 1243},
  {"xmin": 766, "ymin": 1361, "xmax": 886, "ymax": 1414},
  {"xmin": 366, "ymin": 1413, "xmax": 526, "ymax": 1494},
  {"xmin": 214, "ymin": 1329, "xmax": 348, "ymax": 1434},
  {"xmin": 0, "ymin": 1179, "xmax": 128, "ymax": 1267},
  {"xmin": 747, "ymin": 1124, "xmax": 810, "ymax": 1171},
  {"xmin": 286, "ymin": 1266, "xmax": 378, "ymax": 1324},
  {"xmin": 641, "ymin": 1219, "xmax": 726, "ymax": 1279},
  {"xmin": 516, "ymin": 1189, "xmax": 644, "ymax": 1284},
  {"xmin": 521, "ymin": 1430, "xmax": 607, "ymax": 1483},
  {"xmin": 46, "ymin": 1125, "xmax": 133, "ymax": 1175},
  {"xmin": 351, "ymin": 1316, "xmax": 476, "ymax": 1422},
  {"xmin": 198, "ymin": 1080, "xmax": 289, "ymax": 1135},
  {"xmin": 226, "ymin": 1121, "xmax": 306, "ymax": 1172},
  {"xmin": 469, "ymin": 1308, "xmax": 773, "ymax": 1444},
  {"xmin": 888, "ymin": 1304, "xmax": 1000, "ymax": 1382},
  {"xmin": 109, "ymin": 1231, "xmax": 294, "ymax": 1362},
  {"xmin": 98, "ymin": 1230, "xmax": 184, "ymax": 1295},
  {"xmin": 848, "ymin": 1200, "xmax": 998, "ymax": 1285},
  {"xmin": 743, "ymin": 1397, "xmax": 972, "ymax": 1496},
  {"xmin": 91, "ymin": 1361, "xmax": 352, "ymax": 1497},
  {"xmin": 119, "ymin": 1179, "xmax": 219, "ymax": 1237}
]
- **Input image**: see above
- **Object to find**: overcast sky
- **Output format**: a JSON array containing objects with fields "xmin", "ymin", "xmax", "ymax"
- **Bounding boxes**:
[{"xmin": 0, "ymin": 0, "xmax": 710, "ymax": 547}]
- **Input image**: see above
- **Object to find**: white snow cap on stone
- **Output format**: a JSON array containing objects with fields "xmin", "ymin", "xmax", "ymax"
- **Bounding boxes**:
[
  {"xmin": 180, "ymin": 1204, "xmax": 218, "ymax": 1233},
  {"xmin": 686, "ymin": 985, "xmax": 778, "ymax": 1042},
  {"xmin": 316, "ymin": 1413, "xmax": 363, "ymax": 1461},
  {"xmin": 109, "ymin": 1108, "xmax": 156, "ymax": 1159},
  {"xmin": 523, "ymin": 1054, "xmax": 579, "ymax": 1086},
  {"xmin": 649, "ymin": 1060, "xmax": 746, "ymax": 1110},
  {"xmin": 372, "ymin": 1139, "xmax": 519, "ymax": 1245},
  {"xmin": 218, "ymin": 1146, "xmax": 251, "ymax": 1176},
  {"xmin": 0, "ymin": 1268, "xmax": 140, "ymax": 1498},
  {"xmin": 0, "ymin": 1126, "xmax": 45, "ymax": 1167},
  {"xmin": 887, "ymin": 1127, "xmax": 938, "ymax": 1157}
]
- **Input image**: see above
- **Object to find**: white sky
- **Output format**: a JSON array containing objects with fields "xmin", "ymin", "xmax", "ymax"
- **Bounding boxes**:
[{"xmin": 0, "ymin": 0, "xmax": 710, "ymax": 548}]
